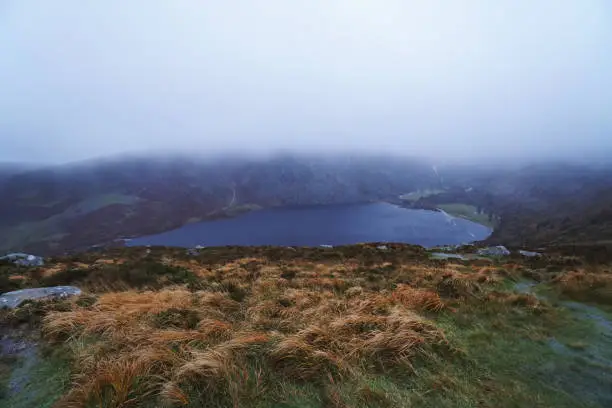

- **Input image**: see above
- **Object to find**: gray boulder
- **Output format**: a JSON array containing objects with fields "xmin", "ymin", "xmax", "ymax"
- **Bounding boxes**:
[
  {"xmin": 477, "ymin": 246, "xmax": 511, "ymax": 257},
  {"xmin": 0, "ymin": 286, "xmax": 82, "ymax": 309},
  {"xmin": 430, "ymin": 252, "xmax": 466, "ymax": 260},
  {"xmin": 436, "ymin": 245, "xmax": 460, "ymax": 253},
  {"xmin": 0, "ymin": 253, "xmax": 44, "ymax": 267},
  {"xmin": 519, "ymin": 250, "xmax": 542, "ymax": 257}
]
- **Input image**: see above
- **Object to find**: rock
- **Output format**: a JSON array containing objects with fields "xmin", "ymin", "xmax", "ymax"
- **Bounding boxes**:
[
  {"xmin": 431, "ymin": 252, "xmax": 466, "ymax": 260},
  {"xmin": 519, "ymin": 250, "xmax": 542, "ymax": 257},
  {"xmin": 477, "ymin": 246, "xmax": 511, "ymax": 257},
  {"xmin": 186, "ymin": 245, "xmax": 207, "ymax": 256},
  {"xmin": 0, "ymin": 286, "xmax": 82, "ymax": 309},
  {"xmin": 0, "ymin": 253, "xmax": 44, "ymax": 267},
  {"xmin": 0, "ymin": 253, "xmax": 28, "ymax": 260},
  {"xmin": 376, "ymin": 245, "xmax": 389, "ymax": 250},
  {"xmin": 0, "ymin": 336, "xmax": 39, "ymax": 397},
  {"xmin": 435, "ymin": 245, "xmax": 460, "ymax": 253}
]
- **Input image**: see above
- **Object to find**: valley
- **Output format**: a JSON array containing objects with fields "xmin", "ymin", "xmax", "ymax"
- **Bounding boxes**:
[
  {"xmin": 1, "ymin": 157, "xmax": 612, "ymax": 408},
  {"xmin": 1, "ymin": 155, "xmax": 611, "ymax": 255},
  {"xmin": 1, "ymin": 1, "xmax": 611, "ymax": 406},
  {"xmin": 0, "ymin": 155, "xmax": 438, "ymax": 254}
]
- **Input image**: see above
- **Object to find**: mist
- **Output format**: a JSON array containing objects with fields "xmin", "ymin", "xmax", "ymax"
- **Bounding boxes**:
[{"xmin": 1, "ymin": 1, "xmax": 611, "ymax": 164}]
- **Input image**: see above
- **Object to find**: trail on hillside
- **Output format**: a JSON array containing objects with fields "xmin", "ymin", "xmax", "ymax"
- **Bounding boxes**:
[{"xmin": 515, "ymin": 281, "xmax": 612, "ymax": 407}]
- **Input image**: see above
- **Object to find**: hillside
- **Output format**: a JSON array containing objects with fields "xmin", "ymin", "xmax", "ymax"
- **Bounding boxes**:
[
  {"xmin": 0, "ymin": 155, "xmax": 437, "ymax": 254},
  {"xmin": 1, "ymin": 244, "xmax": 612, "ymax": 407},
  {"xmin": 2, "ymin": 155, "xmax": 612, "ymax": 255},
  {"xmin": 409, "ymin": 162, "xmax": 612, "ymax": 247}
]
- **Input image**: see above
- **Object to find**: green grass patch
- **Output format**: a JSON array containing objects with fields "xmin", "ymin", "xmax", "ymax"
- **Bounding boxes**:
[
  {"xmin": 438, "ymin": 203, "xmax": 497, "ymax": 228},
  {"xmin": 0, "ymin": 356, "xmax": 15, "ymax": 401},
  {"xmin": 399, "ymin": 189, "xmax": 445, "ymax": 203},
  {"xmin": 0, "ymin": 193, "xmax": 138, "ymax": 253},
  {"xmin": 428, "ymin": 290, "xmax": 611, "ymax": 408},
  {"xmin": 0, "ymin": 345, "xmax": 71, "ymax": 408}
]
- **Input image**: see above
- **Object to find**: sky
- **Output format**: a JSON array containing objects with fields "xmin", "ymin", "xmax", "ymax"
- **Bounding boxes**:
[{"xmin": 0, "ymin": 1, "xmax": 611, "ymax": 164}]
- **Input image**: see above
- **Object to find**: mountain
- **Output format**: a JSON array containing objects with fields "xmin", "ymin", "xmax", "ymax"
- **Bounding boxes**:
[
  {"xmin": 2, "ymin": 158, "xmax": 612, "ymax": 407},
  {"xmin": 0, "ymin": 162, "xmax": 38, "ymax": 186},
  {"xmin": 0, "ymin": 154, "xmax": 438, "ymax": 254},
  {"xmin": 2, "ymin": 154, "xmax": 612, "ymax": 255},
  {"xmin": 434, "ymin": 162, "xmax": 612, "ymax": 247}
]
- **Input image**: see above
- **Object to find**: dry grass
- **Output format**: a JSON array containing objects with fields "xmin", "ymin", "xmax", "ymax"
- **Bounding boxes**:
[
  {"xmin": 40, "ymin": 264, "xmax": 67, "ymax": 277},
  {"xmin": 553, "ymin": 268, "xmax": 612, "ymax": 304},
  {"xmin": 485, "ymin": 291, "xmax": 541, "ymax": 309},
  {"xmin": 34, "ymin": 253, "xmax": 520, "ymax": 407},
  {"xmin": 5, "ymin": 245, "xmax": 612, "ymax": 407}
]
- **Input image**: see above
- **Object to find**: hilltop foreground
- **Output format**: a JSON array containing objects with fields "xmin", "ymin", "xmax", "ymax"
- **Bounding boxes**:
[{"xmin": 1, "ymin": 244, "xmax": 612, "ymax": 408}]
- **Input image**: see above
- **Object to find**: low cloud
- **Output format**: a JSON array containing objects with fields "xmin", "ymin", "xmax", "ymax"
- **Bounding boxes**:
[{"xmin": 1, "ymin": 1, "xmax": 611, "ymax": 163}]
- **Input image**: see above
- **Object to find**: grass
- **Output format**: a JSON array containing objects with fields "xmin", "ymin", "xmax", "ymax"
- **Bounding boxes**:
[
  {"xmin": 437, "ymin": 203, "xmax": 497, "ymax": 228},
  {"xmin": 35, "ymin": 259, "xmax": 202, "ymax": 292},
  {"xmin": 1, "ymin": 245, "xmax": 612, "ymax": 407},
  {"xmin": 41, "ymin": 284, "xmax": 451, "ymax": 407},
  {"xmin": 433, "ymin": 297, "xmax": 595, "ymax": 408},
  {"xmin": 552, "ymin": 268, "xmax": 612, "ymax": 305},
  {"xmin": 0, "ymin": 345, "xmax": 71, "ymax": 408},
  {"xmin": 399, "ymin": 189, "xmax": 445, "ymax": 203},
  {"xmin": 0, "ymin": 194, "xmax": 139, "ymax": 253},
  {"xmin": 0, "ymin": 356, "xmax": 14, "ymax": 400}
]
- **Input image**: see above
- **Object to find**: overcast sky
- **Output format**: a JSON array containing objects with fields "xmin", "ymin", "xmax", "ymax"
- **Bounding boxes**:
[{"xmin": 1, "ymin": 1, "xmax": 611, "ymax": 163}]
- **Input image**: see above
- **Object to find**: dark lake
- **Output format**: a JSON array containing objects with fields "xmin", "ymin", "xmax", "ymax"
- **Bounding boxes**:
[{"xmin": 127, "ymin": 203, "xmax": 491, "ymax": 248}]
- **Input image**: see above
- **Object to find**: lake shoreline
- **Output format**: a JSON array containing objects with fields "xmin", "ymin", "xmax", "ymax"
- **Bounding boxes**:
[
  {"xmin": 127, "ymin": 202, "xmax": 492, "ymax": 249},
  {"xmin": 391, "ymin": 199, "xmax": 497, "ymax": 229}
]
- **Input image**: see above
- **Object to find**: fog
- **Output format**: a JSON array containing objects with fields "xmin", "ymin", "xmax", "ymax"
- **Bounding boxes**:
[{"xmin": 1, "ymin": 1, "xmax": 611, "ymax": 164}]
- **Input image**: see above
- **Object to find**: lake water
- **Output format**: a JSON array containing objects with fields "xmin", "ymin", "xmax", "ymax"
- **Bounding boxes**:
[{"xmin": 127, "ymin": 203, "xmax": 492, "ymax": 248}]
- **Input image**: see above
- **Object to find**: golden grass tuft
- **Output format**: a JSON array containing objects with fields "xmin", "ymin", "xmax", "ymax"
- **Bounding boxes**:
[
  {"xmin": 40, "ymin": 264, "xmax": 67, "ymax": 277},
  {"xmin": 553, "ymin": 269, "xmax": 612, "ymax": 303},
  {"xmin": 485, "ymin": 291, "xmax": 541, "ymax": 309},
  {"xmin": 160, "ymin": 381, "xmax": 190, "ymax": 406},
  {"xmin": 175, "ymin": 349, "xmax": 230, "ymax": 385},
  {"xmin": 58, "ymin": 354, "xmax": 159, "ymax": 408},
  {"xmin": 270, "ymin": 337, "xmax": 345, "ymax": 381},
  {"xmin": 391, "ymin": 284, "xmax": 445, "ymax": 311},
  {"xmin": 38, "ymin": 253, "xmax": 517, "ymax": 407}
]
